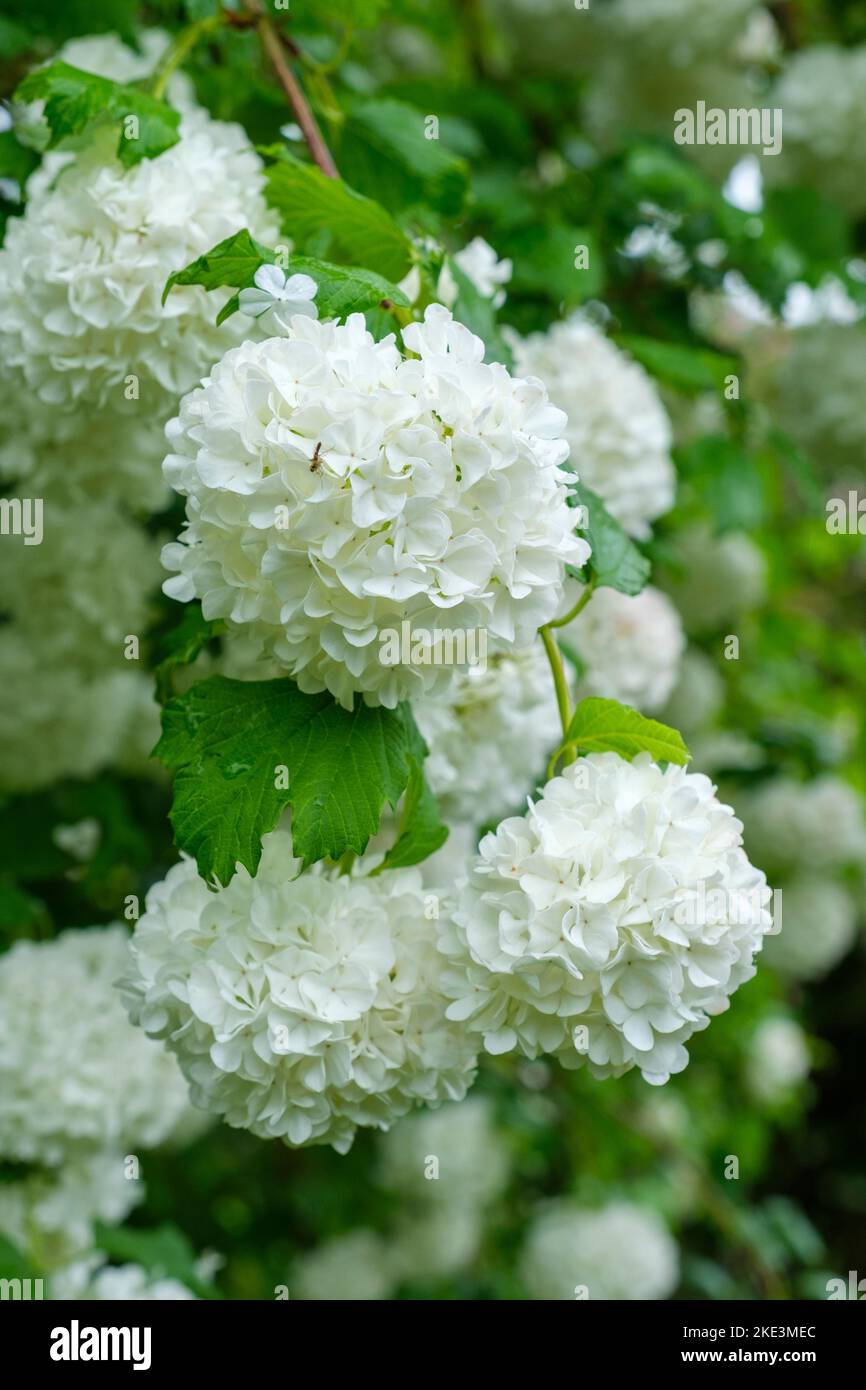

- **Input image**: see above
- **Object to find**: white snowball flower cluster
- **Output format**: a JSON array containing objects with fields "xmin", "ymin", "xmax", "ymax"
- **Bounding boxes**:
[
  {"xmin": 742, "ymin": 776, "xmax": 866, "ymax": 875},
  {"xmin": 520, "ymin": 1199, "xmax": 679, "ymax": 1300},
  {"xmin": 0, "ymin": 104, "xmax": 279, "ymax": 418},
  {"xmin": 51, "ymin": 1257, "xmax": 197, "ymax": 1301},
  {"xmin": 769, "ymin": 46, "xmax": 866, "ymax": 216},
  {"xmin": 0, "ymin": 499, "xmax": 162, "ymax": 670},
  {"xmin": 0, "ymin": 628, "xmax": 154, "ymax": 793},
  {"xmin": 762, "ymin": 878, "xmax": 858, "ymax": 983},
  {"xmin": 0, "ymin": 926, "xmax": 202, "ymax": 1165},
  {"xmin": 0, "ymin": 1151, "xmax": 142, "ymax": 1273},
  {"xmin": 560, "ymin": 584, "xmax": 685, "ymax": 713},
  {"xmin": 746, "ymin": 1017, "xmax": 810, "ymax": 1104},
  {"xmin": 511, "ymin": 317, "xmax": 675, "ymax": 538},
  {"xmin": 440, "ymin": 752, "xmax": 772, "ymax": 1084},
  {"xmin": 773, "ymin": 324, "xmax": 866, "ymax": 480},
  {"xmin": 293, "ymin": 1230, "xmax": 394, "ymax": 1301},
  {"xmin": 122, "ymin": 827, "xmax": 478, "ymax": 1154},
  {"xmin": 162, "ymin": 305, "xmax": 586, "ymax": 708},
  {"xmin": 413, "ymin": 645, "xmax": 560, "ymax": 825},
  {"xmin": 661, "ymin": 523, "xmax": 767, "ymax": 632},
  {"xmin": 594, "ymin": 0, "xmax": 762, "ymax": 63}
]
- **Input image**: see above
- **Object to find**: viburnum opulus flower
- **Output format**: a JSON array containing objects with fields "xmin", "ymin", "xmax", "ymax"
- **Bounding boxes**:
[
  {"xmin": 510, "ymin": 316, "xmax": 675, "ymax": 538},
  {"xmin": 162, "ymin": 304, "xmax": 587, "ymax": 708},
  {"xmin": 768, "ymin": 45, "xmax": 866, "ymax": 216},
  {"xmin": 51, "ymin": 1258, "xmax": 198, "ymax": 1302},
  {"xmin": 560, "ymin": 584, "xmax": 685, "ymax": 713},
  {"xmin": 520, "ymin": 1199, "xmax": 679, "ymax": 1301},
  {"xmin": 0, "ymin": 927, "xmax": 203, "ymax": 1165},
  {"xmin": 121, "ymin": 828, "xmax": 478, "ymax": 1153},
  {"xmin": 761, "ymin": 878, "xmax": 858, "ymax": 983},
  {"xmin": 440, "ymin": 753, "xmax": 772, "ymax": 1084},
  {"xmin": 0, "ymin": 1151, "xmax": 142, "ymax": 1273}
]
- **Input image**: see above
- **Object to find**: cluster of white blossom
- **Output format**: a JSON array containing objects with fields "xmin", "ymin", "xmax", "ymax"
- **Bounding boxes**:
[
  {"xmin": 292, "ymin": 1230, "xmax": 395, "ymax": 1301},
  {"xmin": 0, "ymin": 926, "xmax": 202, "ymax": 1165},
  {"xmin": 413, "ymin": 644, "xmax": 559, "ymax": 825},
  {"xmin": 763, "ymin": 878, "xmax": 858, "ymax": 983},
  {"xmin": 769, "ymin": 46, "xmax": 866, "ymax": 216},
  {"xmin": 773, "ymin": 323, "xmax": 866, "ymax": 481},
  {"xmin": 511, "ymin": 317, "xmax": 675, "ymax": 538},
  {"xmin": 746, "ymin": 1017, "xmax": 810, "ymax": 1103},
  {"xmin": 162, "ymin": 305, "xmax": 586, "ymax": 708},
  {"xmin": 520, "ymin": 1199, "xmax": 679, "ymax": 1300},
  {"xmin": 51, "ymin": 1257, "xmax": 197, "ymax": 1301},
  {"xmin": 560, "ymin": 584, "xmax": 685, "ymax": 713},
  {"xmin": 122, "ymin": 827, "xmax": 478, "ymax": 1153},
  {"xmin": 660, "ymin": 523, "xmax": 767, "ymax": 632},
  {"xmin": 742, "ymin": 776, "xmax": 866, "ymax": 876},
  {"xmin": 440, "ymin": 753, "xmax": 772, "ymax": 1084},
  {"xmin": 440, "ymin": 237, "xmax": 513, "ymax": 309},
  {"xmin": 0, "ymin": 1151, "xmax": 142, "ymax": 1273}
]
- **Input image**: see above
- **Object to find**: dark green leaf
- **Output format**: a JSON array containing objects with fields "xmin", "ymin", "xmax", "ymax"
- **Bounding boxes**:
[
  {"xmin": 152, "ymin": 604, "xmax": 225, "ymax": 703},
  {"xmin": 15, "ymin": 61, "xmax": 181, "ymax": 168},
  {"xmin": 567, "ymin": 480, "xmax": 650, "ymax": 595},
  {"xmin": 373, "ymin": 761, "xmax": 448, "ymax": 872},
  {"xmin": 338, "ymin": 97, "xmax": 469, "ymax": 215}
]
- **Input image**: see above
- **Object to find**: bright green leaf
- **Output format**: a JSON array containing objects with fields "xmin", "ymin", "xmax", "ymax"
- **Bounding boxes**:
[
  {"xmin": 564, "ymin": 697, "xmax": 690, "ymax": 765},
  {"xmin": 567, "ymin": 480, "xmax": 650, "ymax": 595},
  {"xmin": 152, "ymin": 603, "xmax": 225, "ymax": 703},
  {"xmin": 338, "ymin": 97, "xmax": 469, "ymax": 215},
  {"xmin": 373, "ymin": 761, "xmax": 448, "ymax": 872}
]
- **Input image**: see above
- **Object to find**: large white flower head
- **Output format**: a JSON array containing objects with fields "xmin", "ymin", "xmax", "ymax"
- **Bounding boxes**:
[
  {"xmin": 511, "ymin": 317, "xmax": 675, "ymax": 539},
  {"xmin": 560, "ymin": 584, "xmax": 685, "ymax": 713},
  {"xmin": 762, "ymin": 877, "xmax": 858, "ymax": 983},
  {"xmin": 742, "ymin": 776, "xmax": 866, "ymax": 876},
  {"xmin": 0, "ymin": 926, "xmax": 201, "ymax": 1165},
  {"xmin": 0, "ymin": 104, "xmax": 279, "ymax": 419},
  {"xmin": 661, "ymin": 523, "xmax": 767, "ymax": 633},
  {"xmin": 0, "ymin": 628, "xmax": 153, "ymax": 793},
  {"xmin": 0, "ymin": 498, "xmax": 162, "ymax": 670},
  {"xmin": 769, "ymin": 46, "xmax": 866, "ymax": 216},
  {"xmin": 0, "ymin": 1151, "xmax": 142, "ymax": 1273},
  {"xmin": 379, "ymin": 1096, "xmax": 510, "ymax": 1210},
  {"xmin": 122, "ymin": 828, "xmax": 478, "ymax": 1153},
  {"xmin": 440, "ymin": 752, "xmax": 772, "ymax": 1085},
  {"xmin": 520, "ymin": 1199, "xmax": 679, "ymax": 1300},
  {"xmin": 413, "ymin": 644, "xmax": 560, "ymax": 825},
  {"xmin": 162, "ymin": 304, "xmax": 586, "ymax": 708}
]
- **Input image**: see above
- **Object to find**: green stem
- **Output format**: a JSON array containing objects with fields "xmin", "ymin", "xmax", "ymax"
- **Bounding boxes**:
[
  {"xmin": 150, "ymin": 14, "xmax": 224, "ymax": 101},
  {"xmin": 549, "ymin": 576, "xmax": 596, "ymax": 630},
  {"xmin": 539, "ymin": 625, "xmax": 572, "ymax": 739}
]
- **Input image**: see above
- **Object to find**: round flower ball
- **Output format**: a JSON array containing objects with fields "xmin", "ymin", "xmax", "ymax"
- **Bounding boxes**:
[
  {"xmin": 742, "ymin": 776, "xmax": 866, "ymax": 876},
  {"xmin": 511, "ymin": 317, "xmax": 675, "ymax": 539},
  {"xmin": 0, "ymin": 1151, "xmax": 142, "ymax": 1274},
  {"xmin": 0, "ymin": 103, "xmax": 279, "ymax": 419},
  {"xmin": 520, "ymin": 1199, "xmax": 679, "ymax": 1300},
  {"xmin": 560, "ymin": 584, "xmax": 685, "ymax": 713},
  {"xmin": 772, "ymin": 323, "xmax": 866, "ymax": 482},
  {"xmin": 292, "ymin": 1230, "xmax": 394, "ymax": 1301},
  {"xmin": 51, "ymin": 1257, "xmax": 197, "ymax": 1302},
  {"xmin": 746, "ymin": 1017, "xmax": 810, "ymax": 1104},
  {"xmin": 379, "ymin": 1096, "xmax": 509, "ymax": 1210},
  {"xmin": 762, "ymin": 877, "xmax": 858, "ymax": 983},
  {"xmin": 122, "ymin": 827, "xmax": 478, "ymax": 1154},
  {"xmin": 162, "ymin": 305, "xmax": 587, "ymax": 708},
  {"xmin": 0, "ymin": 926, "xmax": 202, "ymax": 1165},
  {"xmin": 413, "ymin": 645, "xmax": 560, "ymax": 826},
  {"xmin": 440, "ymin": 752, "xmax": 772, "ymax": 1085},
  {"xmin": 768, "ymin": 45, "xmax": 866, "ymax": 216},
  {"xmin": 660, "ymin": 523, "xmax": 767, "ymax": 633}
]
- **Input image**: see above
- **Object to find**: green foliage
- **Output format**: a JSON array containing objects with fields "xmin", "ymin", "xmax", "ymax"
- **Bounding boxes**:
[
  {"xmin": 617, "ymin": 334, "xmax": 737, "ymax": 395},
  {"xmin": 337, "ymin": 97, "xmax": 469, "ymax": 215},
  {"xmin": 564, "ymin": 698, "xmax": 690, "ymax": 765},
  {"xmin": 14, "ymin": 62, "xmax": 181, "ymax": 167},
  {"xmin": 567, "ymin": 481, "xmax": 650, "ymax": 595},
  {"xmin": 93, "ymin": 1222, "xmax": 219, "ymax": 1298},
  {"xmin": 373, "ymin": 761, "xmax": 448, "ymax": 872},
  {"xmin": 155, "ymin": 676, "xmax": 430, "ymax": 883},
  {"xmin": 152, "ymin": 604, "xmax": 225, "ymax": 703}
]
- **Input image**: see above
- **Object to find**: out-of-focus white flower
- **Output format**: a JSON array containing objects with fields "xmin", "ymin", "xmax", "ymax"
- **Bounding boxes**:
[
  {"xmin": 293, "ymin": 1230, "xmax": 394, "ymax": 1301},
  {"xmin": 0, "ymin": 926, "xmax": 202, "ymax": 1165},
  {"xmin": 379, "ymin": 1097, "xmax": 509, "ymax": 1209},
  {"xmin": 390, "ymin": 1205, "xmax": 484, "ymax": 1282},
  {"xmin": 122, "ymin": 827, "xmax": 478, "ymax": 1153},
  {"xmin": 773, "ymin": 323, "xmax": 866, "ymax": 478},
  {"xmin": 0, "ymin": 104, "xmax": 279, "ymax": 419},
  {"xmin": 594, "ymin": 0, "xmax": 762, "ymax": 63},
  {"xmin": 521, "ymin": 1199, "xmax": 679, "ymax": 1300},
  {"xmin": 451, "ymin": 238, "xmax": 513, "ymax": 309},
  {"xmin": 769, "ymin": 45, "xmax": 866, "ymax": 215},
  {"xmin": 762, "ymin": 877, "xmax": 859, "ymax": 982},
  {"xmin": 414, "ymin": 645, "xmax": 560, "ymax": 825},
  {"xmin": 51, "ymin": 1256, "xmax": 197, "ymax": 1301},
  {"xmin": 440, "ymin": 752, "xmax": 772, "ymax": 1084},
  {"xmin": 0, "ymin": 1151, "xmax": 142, "ymax": 1272},
  {"xmin": 560, "ymin": 584, "xmax": 685, "ymax": 713},
  {"xmin": 52, "ymin": 818, "xmax": 101, "ymax": 863},
  {"xmin": 162, "ymin": 305, "xmax": 586, "ymax": 709},
  {"xmin": 742, "ymin": 776, "xmax": 866, "ymax": 876},
  {"xmin": 511, "ymin": 316, "xmax": 675, "ymax": 538},
  {"xmin": 746, "ymin": 1017, "xmax": 810, "ymax": 1103},
  {"xmin": 238, "ymin": 266, "xmax": 318, "ymax": 327},
  {"xmin": 661, "ymin": 524, "xmax": 767, "ymax": 632}
]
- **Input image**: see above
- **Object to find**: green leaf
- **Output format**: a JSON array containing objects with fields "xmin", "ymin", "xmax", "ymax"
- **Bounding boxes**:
[
  {"xmin": 155, "ymin": 675, "xmax": 429, "ymax": 883},
  {"xmin": 152, "ymin": 604, "xmax": 225, "ymax": 703},
  {"xmin": 163, "ymin": 229, "xmax": 409, "ymax": 327},
  {"xmin": 14, "ymin": 62, "xmax": 181, "ymax": 169},
  {"xmin": 446, "ymin": 260, "xmax": 513, "ymax": 367},
  {"xmin": 92, "ymin": 1222, "xmax": 218, "ymax": 1299},
  {"xmin": 506, "ymin": 223, "xmax": 604, "ymax": 304},
  {"xmin": 263, "ymin": 150, "xmax": 413, "ymax": 282},
  {"xmin": 374, "ymin": 761, "xmax": 448, "ymax": 872},
  {"xmin": 616, "ymin": 334, "xmax": 737, "ymax": 395},
  {"xmin": 0, "ymin": 881, "xmax": 50, "ymax": 942},
  {"xmin": 564, "ymin": 698, "xmax": 690, "ymax": 765},
  {"xmin": 338, "ymin": 97, "xmax": 469, "ymax": 215},
  {"xmin": 567, "ymin": 480, "xmax": 650, "ymax": 595},
  {"xmin": 0, "ymin": 130, "xmax": 39, "ymax": 187},
  {"xmin": 0, "ymin": 1233, "xmax": 39, "ymax": 1283}
]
